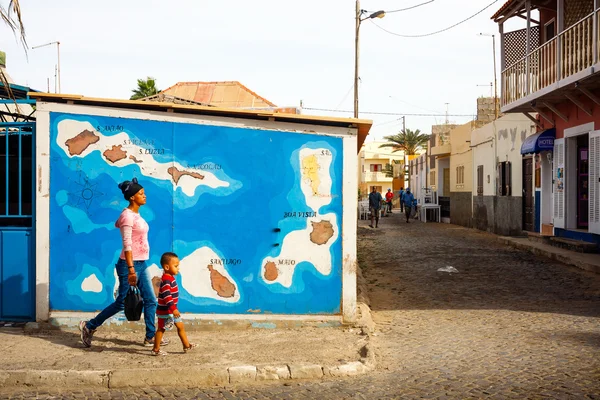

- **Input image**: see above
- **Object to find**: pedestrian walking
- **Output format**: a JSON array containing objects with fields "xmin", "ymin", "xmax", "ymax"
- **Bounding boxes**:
[
  {"xmin": 152, "ymin": 252, "xmax": 197, "ymax": 356},
  {"xmin": 402, "ymin": 188, "xmax": 416, "ymax": 223},
  {"xmin": 368, "ymin": 186, "xmax": 383, "ymax": 228},
  {"xmin": 79, "ymin": 178, "xmax": 166, "ymax": 349},
  {"xmin": 385, "ymin": 189, "xmax": 394, "ymax": 215},
  {"xmin": 399, "ymin": 187, "xmax": 405, "ymax": 213}
]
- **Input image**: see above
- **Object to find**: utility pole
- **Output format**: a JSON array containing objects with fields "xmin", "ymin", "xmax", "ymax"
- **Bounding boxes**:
[
  {"xmin": 354, "ymin": 0, "xmax": 361, "ymax": 118},
  {"xmin": 402, "ymin": 116, "xmax": 408, "ymax": 187},
  {"xmin": 479, "ymin": 33, "xmax": 498, "ymax": 119},
  {"xmin": 492, "ymin": 34, "xmax": 498, "ymax": 119},
  {"xmin": 353, "ymin": 3, "xmax": 385, "ymax": 118}
]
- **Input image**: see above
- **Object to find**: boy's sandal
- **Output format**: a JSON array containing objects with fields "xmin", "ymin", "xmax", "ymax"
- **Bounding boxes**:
[
  {"xmin": 183, "ymin": 343, "xmax": 198, "ymax": 353},
  {"xmin": 151, "ymin": 349, "xmax": 167, "ymax": 356}
]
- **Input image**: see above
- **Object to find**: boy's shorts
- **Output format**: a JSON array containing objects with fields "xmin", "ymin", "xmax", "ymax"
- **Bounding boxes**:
[{"xmin": 158, "ymin": 314, "xmax": 182, "ymax": 330}]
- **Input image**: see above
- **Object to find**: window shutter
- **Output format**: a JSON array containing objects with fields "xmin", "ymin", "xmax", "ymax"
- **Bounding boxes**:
[
  {"xmin": 553, "ymin": 138, "xmax": 565, "ymax": 229},
  {"xmin": 589, "ymin": 131, "xmax": 600, "ymax": 234}
]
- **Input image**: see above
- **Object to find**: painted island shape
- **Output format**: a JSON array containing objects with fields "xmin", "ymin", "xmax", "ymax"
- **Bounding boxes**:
[
  {"xmin": 168, "ymin": 166, "xmax": 205, "ymax": 185},
  {"xmin": 263, "ymin": 261, "xmax": 278, "ymax": 282},
  {"xmin": 65, "ymin": 130, "xmax": 100, "ymax": 156},
  {"xmin": 103, "ymin": 145, "xmax": 128, "ymax": 163},
  {"xmin": 208, "ymin": 265, "xmax": 236, "ymax": 298},
  {"xmin": 309, "ymin": 220, "xmax": 334, "ymax": 245}
]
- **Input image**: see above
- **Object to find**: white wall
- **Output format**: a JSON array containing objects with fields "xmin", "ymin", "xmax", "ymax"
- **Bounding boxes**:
[{"xmin": 471, "ymin": 114, "xmax": 536, "ymax": 198}]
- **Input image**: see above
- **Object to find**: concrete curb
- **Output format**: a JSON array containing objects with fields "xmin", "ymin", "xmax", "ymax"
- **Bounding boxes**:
[
  {"xmin": 498, "ymin": 237, "xmax": 600, "ymax": 274},
  {"xmin": 0, "ymin": 354, "xmax": 376, "ymax": 389}
]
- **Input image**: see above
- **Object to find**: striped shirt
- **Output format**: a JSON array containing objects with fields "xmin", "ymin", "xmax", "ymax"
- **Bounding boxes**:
[{"xmin": 157, "ymin": 273, "xmax": 179, "ymax": 315}]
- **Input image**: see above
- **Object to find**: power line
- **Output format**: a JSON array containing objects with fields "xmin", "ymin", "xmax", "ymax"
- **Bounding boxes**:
[
  {"xmin": 373, "ymin": 0, "xmax": 436, "ymax": 13},
  {"xmin": 369, "ymin": 0, "xmax": 499, "ymax": 38},
  {"xmin": 333, "ymin": 83, "xmax": 355, "ymax": 110},
  {"xmin": 303, "ymin": 107, "xmax": 474, "ymax": 117}
]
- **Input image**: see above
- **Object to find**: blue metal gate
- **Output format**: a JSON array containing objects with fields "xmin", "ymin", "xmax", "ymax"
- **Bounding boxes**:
[{"xmin": 0, "ymin": 122, "xmax": 35, "ymax": 321}]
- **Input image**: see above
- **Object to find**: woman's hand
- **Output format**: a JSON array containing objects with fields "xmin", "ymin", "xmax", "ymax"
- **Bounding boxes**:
[{"xmin": 128, "ymin": 268, "xmax": 137, "ymax": 286}]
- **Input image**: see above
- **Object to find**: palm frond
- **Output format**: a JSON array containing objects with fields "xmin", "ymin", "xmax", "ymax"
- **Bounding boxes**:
[
  {"xmin": 1, "ymin": 0, "xmax": 26, "ymax": 106},
  {"xmin": 130, "ymin": 76, "xmax": 160, "ymax": 100}
]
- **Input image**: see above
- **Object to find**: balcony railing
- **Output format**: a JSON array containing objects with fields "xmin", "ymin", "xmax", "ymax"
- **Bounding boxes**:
[
  {"xmin": 364, "ymin": 172, "xmax": 393, "ymax": 181},
  {"xmin": 501, "ymin": 11, "xmax": 598, "ymax": 107}
]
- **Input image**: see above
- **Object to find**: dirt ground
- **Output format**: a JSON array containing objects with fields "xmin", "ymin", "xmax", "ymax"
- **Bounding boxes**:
[{"xmin": 1, "ymin": 325, "xmax": 368, "ymax": 370}]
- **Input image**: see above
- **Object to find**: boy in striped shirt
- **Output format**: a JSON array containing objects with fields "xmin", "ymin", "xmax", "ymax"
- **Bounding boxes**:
[{"xmin": 152, "ymin": 252, "xmax": 197, "ymax": 356}]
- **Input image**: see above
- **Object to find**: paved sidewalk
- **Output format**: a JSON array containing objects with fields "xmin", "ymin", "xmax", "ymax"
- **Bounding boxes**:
[
  {"xmin": 499, "ymin": 236, "xmax": 600, "ymax": 274},
  {"xmin": 0, "ymin": 320, "xmax": 374, "ymax": 389}
]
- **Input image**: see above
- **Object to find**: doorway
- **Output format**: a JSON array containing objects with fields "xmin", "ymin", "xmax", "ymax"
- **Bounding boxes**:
[
  {"xmin": 443, "ymin": 168, "xmax": 450, "ymax": 197},
  {"xmin": 523, "ymin": 158, "xmax": 534, "ymax": 232},
  {"xmin": 577, "ymin": 135, "xmax": 589, "ymax": 229}
]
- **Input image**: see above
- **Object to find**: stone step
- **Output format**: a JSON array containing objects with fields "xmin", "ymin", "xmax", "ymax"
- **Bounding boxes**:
[
  {"xmin": 526, "ymin": 232, "xmax": 551, "ymax": 245},
  {"xmin": 549, "ymin": 237, "xmax": 598, "ymax": 254}
]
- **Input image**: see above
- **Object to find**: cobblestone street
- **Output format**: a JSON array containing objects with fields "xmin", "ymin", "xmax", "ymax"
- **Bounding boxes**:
[{"xmin": 3, "ymin": 213, "xmax": 600, "ymax": 399}]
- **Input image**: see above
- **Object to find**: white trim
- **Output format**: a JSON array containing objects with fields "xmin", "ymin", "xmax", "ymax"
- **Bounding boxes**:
[
  {"xmin": 589, "ymin": 131, "xmax": 600, "ymax": 234},
  {"xmin": 564, "ymin": 122, "xmax": 594, "ymax": 138},
  {"xmin": 543, "ymin": 18, "xmax": 556, "ymax": 42},
  {"xmin": 553, "ymin": 138, "xmax": 565, "ymax": 229},
  {"xmin": 342, "ymin": 134, "xmax": 358, "ymax": 323},
  {"xmin": 35, "ymin": 109, "xmax": 51, "ymax": 322},
  {"xmin": 49, "ymin": 311, "xmax": 342, "ymax": 322}
]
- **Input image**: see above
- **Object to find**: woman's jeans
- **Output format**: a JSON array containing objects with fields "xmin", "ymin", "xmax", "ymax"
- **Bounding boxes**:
[{"xmin": 86, "ymin": 259, "xmax": 157, "ymax": 339}]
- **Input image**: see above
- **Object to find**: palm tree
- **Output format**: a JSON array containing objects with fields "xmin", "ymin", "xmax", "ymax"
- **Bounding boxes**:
[
  {"xmin": 383, "ymin": 160, "xmax": 401, "ymax": 178},
  {"xmin": 379, "ymin": 128, "xmax": 430, "ymax": 155},
  {"xmin": 1, "ymin": 1, "xmax": 26, "ymax": 99},
  {"xmin": 130, "ymin": 77, "xmax": 160, "ymax": 100}
]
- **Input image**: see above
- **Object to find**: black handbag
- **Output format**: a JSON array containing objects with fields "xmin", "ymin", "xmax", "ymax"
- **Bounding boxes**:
[{"xmin": 124, "ymin": 286, "xmax": 144, "ymax": 321}]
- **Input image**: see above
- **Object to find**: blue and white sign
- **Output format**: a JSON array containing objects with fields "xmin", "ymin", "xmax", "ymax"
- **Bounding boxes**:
[{"xmin": 521, "ymin": 128, "xmax": 555, "ymax": 154}]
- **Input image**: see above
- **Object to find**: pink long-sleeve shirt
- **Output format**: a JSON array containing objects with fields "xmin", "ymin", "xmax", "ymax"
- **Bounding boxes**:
[{"xmin": 115, "ymin": 208, "xmax": 150, "ymax": 261}]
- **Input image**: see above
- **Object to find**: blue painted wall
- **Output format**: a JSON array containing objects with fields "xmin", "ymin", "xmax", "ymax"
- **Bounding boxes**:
[
  {"xmin": 49, "ymin": 113, "xmax": 344, "ymax": 315},
  {"xmin": 0, "ymin": 228, "xmax": 34, "ymax": 320},
  {"xmin": 554, "ymin": 228, "xmax": 600, "ymax": 251}
]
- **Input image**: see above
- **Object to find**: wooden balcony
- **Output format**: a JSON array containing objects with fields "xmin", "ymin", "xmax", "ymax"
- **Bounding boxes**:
[{"xmin": 501, "ymin": 10, "xmax": 600, "ymax": 112}]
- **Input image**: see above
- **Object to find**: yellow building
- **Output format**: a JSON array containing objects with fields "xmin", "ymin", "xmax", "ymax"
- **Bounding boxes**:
[
  {"xmin": 449, "ymin": 123, "xmax": 474, "ymax": 227},
  {"xmin": 429, "ymin": 122, "xmax": 474, "ymax": 225},
  {"xmin": 358, "ymin": 141, "xmax": 406, "ymax": 199}
]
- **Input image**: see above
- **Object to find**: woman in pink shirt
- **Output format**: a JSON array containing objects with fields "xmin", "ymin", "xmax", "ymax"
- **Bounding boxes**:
[{"xmin": 79, "ymin": 178, "xmax": 165, "ymax": 348}]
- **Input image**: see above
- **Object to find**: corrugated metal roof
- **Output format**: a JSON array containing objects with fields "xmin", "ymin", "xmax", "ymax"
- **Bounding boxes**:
[{"xmin": 161, "ymin": 81, "xmax": 277, "ymax": 108}]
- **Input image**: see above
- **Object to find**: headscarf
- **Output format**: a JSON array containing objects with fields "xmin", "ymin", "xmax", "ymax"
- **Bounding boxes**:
[{"xmin": 118, "ymin": 177, "xmax": 143, "ymax": 200}]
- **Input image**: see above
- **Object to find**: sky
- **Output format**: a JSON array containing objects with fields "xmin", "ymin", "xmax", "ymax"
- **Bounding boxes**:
[{"xmin": 1, "ymin": 0, "xmax": 522, "ymax": 141}]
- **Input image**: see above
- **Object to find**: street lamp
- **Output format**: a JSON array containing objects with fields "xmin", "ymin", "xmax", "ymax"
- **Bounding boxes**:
[
  {"xmin": 478, "ymin": 33, "xmax": 498, "ymax": 119},
  {"xmin": 354, "ymin": 2, "xmax": 385, "ymax": 118},
  {"xmin": 32, "ymin": 41, "xmax": 61, "ymax": 93}
]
